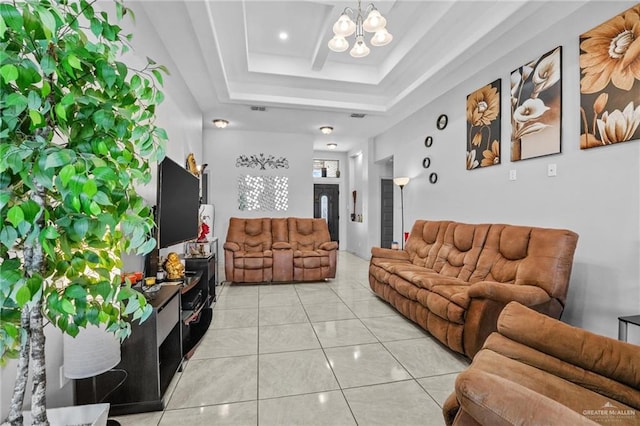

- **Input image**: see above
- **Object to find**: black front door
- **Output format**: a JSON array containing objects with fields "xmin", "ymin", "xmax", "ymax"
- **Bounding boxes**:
[{"xmin": 314, "ymin": 184, "xmax": 339, "ymax": 244}]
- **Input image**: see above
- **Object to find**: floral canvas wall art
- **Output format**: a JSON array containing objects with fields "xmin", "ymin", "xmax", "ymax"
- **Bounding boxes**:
[
  {"xmin": 510, "ymin": 46, "xmax": 562, "ymax": 161},
  {"xmin": 466, "ymin": 79, "xmax": 501, "ymax": 170},
  {"xmin": 580, "ymin": 4, "xmax": 640, "ymax": 149}
]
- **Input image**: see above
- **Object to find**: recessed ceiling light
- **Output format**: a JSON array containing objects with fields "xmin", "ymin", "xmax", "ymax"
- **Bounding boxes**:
[
  {"xmin": 320, "ymin": 126, "xmax": 333, "ymax": 135},
  {"xmin": 327, "ymin": 143, "xmax": 337, "ymax": 150},
  {"xmin": 212, "ymin": 119, "xmax": 229, "ymax": 128},
  {"xmin": 279, "ymin": 31, "xmax": 288, "ymax": 41}
]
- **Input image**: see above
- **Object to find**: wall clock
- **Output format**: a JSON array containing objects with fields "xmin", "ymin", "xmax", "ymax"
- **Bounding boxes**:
[{"xmin": 437, "ymin": 114, "xmax": 448, "ymax": 130}]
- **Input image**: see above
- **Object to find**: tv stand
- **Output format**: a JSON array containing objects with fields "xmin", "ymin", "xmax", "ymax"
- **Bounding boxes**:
[
  {"xmin": 74, "ymin": 285, "xmax": 182, "ymax": 415},
  {"xmin": 183, "ymin": 241, "xmax": 218, "ymax": 358}
]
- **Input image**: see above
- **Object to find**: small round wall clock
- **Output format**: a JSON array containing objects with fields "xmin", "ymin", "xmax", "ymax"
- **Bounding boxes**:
[{"xmin": 437, "ymin": 114, "xmax": 448, "ymax": 130}]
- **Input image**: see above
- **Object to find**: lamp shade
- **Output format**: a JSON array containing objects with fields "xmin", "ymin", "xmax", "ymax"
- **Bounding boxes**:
[
  {"xmin": 333, "ymin": 13, "xmax": 356, "ymax": 37},
  {"xmin": 393, "ymin": 177, "xmax": 410, "ymax": 187},
  {"xmin": 371, "ymin": 28, "xmax": 393, "ymax": 47},
  {"xmin": 328, "ymin": 35, "xmax": 349, "ymax": 52},
  {"xmin": 363, "ymin": 9, "xmax": 386, "ymax": 33},
  {"xmin": 350, "ymin": 36, "xmax": 370, "ymax": 58},
  {"xmin": 64, "ymin": 323, "xmax": 121, "ymax": 379}
]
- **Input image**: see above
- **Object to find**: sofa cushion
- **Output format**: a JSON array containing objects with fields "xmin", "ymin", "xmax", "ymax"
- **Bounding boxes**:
[
  {"xmin": 483, "ymin": 333, "xmax": 640, "ymax": 411},
  {"xmin": 454, "ymin": 368, "xmax": 601, "ymax": 426},
  {"xmin": 498, "ymin": 302, "xmax": 640, "ymax": 391},
  {"xmin": 288, "ymin": 218, "xmax": 331, "ymax": 251},
  {"xmin": 432, "ymin": 223, "xmax": 490, "ymax": 281},
  {"xmin": 405, "ymin": 220, "xmax": 451, "ymax": 268},
  {"xmin": 468, "ymin": 350, "xmax": 638, "ymax": 421},
  {"xmin": 426, "ymin": 286, "xmax": 470, "ymax": 324}
]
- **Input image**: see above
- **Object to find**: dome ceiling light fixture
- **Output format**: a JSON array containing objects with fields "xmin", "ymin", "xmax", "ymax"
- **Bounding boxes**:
[
  {"xmin": 327, "ymin": 143, "xmax": 338, "ymax": 150},
  {"xmin": 213, "ymin": 119, "xmax": 229, "ymax": 128},
  {"xmin": 328, "ymin": 0, "xmax": 392, "ymax": 58},
  {"xmin": 320, "ymin": 126, "xmax": 334, "ymax": 135}
]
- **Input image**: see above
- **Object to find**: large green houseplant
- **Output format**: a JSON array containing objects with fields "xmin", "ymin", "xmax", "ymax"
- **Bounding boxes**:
[{"xmin": 0, "ymin": 0, "xmax": 168, "ymax": 424}]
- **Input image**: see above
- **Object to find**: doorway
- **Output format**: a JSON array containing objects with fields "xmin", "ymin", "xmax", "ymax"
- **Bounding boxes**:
[
  {"xmin": 380, "ymin": 178, "xmax": 394, "ymax": 248},
  {"xmin": 313, "ymin": 184, "xmax": 339, "ymax": 244}
]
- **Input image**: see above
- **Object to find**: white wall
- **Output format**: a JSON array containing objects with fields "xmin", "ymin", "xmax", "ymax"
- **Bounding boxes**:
[
  {"xmin": 346, "ymin": 139, "xmax": 383, "ymax": 258},
  {"xmin": 204, "ymin": 129, "xmax": 315, "ymax": 279},
  {"xmin": 373, "ymin": 1, "xmax": 640, "ymax": 341}
]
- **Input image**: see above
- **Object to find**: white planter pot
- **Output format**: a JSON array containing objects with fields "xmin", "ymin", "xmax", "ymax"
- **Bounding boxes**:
[{"xmin": 22, "ymin": 403, "xmax": 109, "ymax": 426}]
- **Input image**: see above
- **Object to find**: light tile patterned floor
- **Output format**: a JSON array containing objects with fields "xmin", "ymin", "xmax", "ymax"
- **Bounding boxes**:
[{"xmin": 114, "ymin": 251, "xmax": 469, "ymax": 425}]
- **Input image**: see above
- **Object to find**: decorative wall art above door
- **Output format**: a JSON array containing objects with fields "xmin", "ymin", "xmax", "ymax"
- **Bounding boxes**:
[
  {"xmin": 466, "ymin": 79, "xmax": 501, "ymax": 170},
  {"xmin": 579, "ymin": 4, "xmax": 640, "ymax": 149},
  {"xmin": 510, "ymin": 46, "xmax": 562, "ymax": 161},
  {"xmin": 236, "ymin": 153, "xmax": 289, "ymax": 170}
]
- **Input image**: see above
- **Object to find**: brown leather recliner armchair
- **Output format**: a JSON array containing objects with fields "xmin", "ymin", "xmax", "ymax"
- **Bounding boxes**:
[
  {"xmin": 288, "ymin": 218, "xmax": 338, "ymax": 281},
  {"xmin": 224, "ymin": 217, "xmax": 337, "ymax": 283},
  {"xmin": 224, "ymin": 217, "xmax": 274, "ymax": 283},
  {"xmin": 443, "ymin": 302, "xmax": 640, "ymax": 425}
]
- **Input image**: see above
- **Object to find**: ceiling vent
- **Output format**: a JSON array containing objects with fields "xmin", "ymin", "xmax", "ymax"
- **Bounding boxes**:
[
  {"xmin": 250, "ymin": 106, "xmax": 266, "ymax": 112},
  {"xmin": 350, "ymin": 113, "xmax": 366, "ymax": 118}
]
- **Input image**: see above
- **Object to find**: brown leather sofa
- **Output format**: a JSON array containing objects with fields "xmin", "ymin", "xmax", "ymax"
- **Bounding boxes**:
[
  {"xmin": 224, "ymin": 217, "xmax": 338, "ymax": 283},
  {"xmin": 368, "ymin": 220, "xmax": 578, "ymax": 358},
  {"xmin": 443, "ymin": 302, "xmax": 640, "ymax": 426}
]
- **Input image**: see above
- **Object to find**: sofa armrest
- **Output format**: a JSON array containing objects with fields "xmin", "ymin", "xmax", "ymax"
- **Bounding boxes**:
[
  {"xmin": 223, "ymin": 242, "xmax": 241, "ymax": 252},
  {"xmin": 371, "ymin": 246, "xmax": 409, "ymax": 261},
  {"xmin": 454, "ymin": 369, "xmax": 598, "ymax": 426},
  {"xmin": 272, "ymin": 242, "xmax": 291, "ymax": 250},
  {"xmin": 319, "ymin": 241, "xmax": 338, "ymax": 251},
  {"xmin": 468, "ymin": 281, "xmax": 551, "ymax": 306}
]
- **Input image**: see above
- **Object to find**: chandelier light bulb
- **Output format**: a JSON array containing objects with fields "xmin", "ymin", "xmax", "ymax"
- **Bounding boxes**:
[
  {"xmin": 363, "ymin": 9, "xmax": 386, "ymax": 33},
  {"xmin": 371, "ymin": 28, "xmax": 393, "ymax": 47},
  {"xmin": 333, "ymin": 13, "xmax": 356, "ymax": 37},
  {"xmin": 328, "ymin": 35, "xmax": 349, "ymax": 52},
  {"xmin": 350, "ymin": 36, "xmax": 370, "ymax": 58}
]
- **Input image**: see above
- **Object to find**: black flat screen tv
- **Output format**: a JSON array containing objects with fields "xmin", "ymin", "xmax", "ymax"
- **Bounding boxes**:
[{"xmin": 157, "ymin": 157, "xmax": 200, "ymax": 248}]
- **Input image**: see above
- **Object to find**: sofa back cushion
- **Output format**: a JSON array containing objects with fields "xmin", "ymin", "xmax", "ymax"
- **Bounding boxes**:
[
  {"xmin": 496, "ymin": 302, "xmax": 640, "ymax": 401},
  {"xmin": 470, "ymin": 225, "xmax": 578, "ymax": 302},
  {"xmin": 433, "ymin": 222, "xmax": 490, "ymax": 281},
  {"xmin": 226, "ymin": 217, "xmax": 273, "ymax": 252},
  {"xmin": 405, "ymin": 220, "xmax": 450, "ymax": 268},
  {"xmin": 271, "ymin": 218, "xmax": 289, "ymax": 243},
  {"xmin": 288, "ymin": 218, "xmax": 330, "ymax": 251}
]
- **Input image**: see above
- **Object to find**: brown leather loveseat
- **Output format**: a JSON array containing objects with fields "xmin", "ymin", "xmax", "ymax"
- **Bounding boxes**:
[
  {"xmin": 444, "ymin": 302, "xmax": 640, "ymax": 425},
  {"xmin": 224, "ymin": 217, "xmax": 338, "ymax": 283},
  {"xmin": 368, "ymin": 220, "xmax": 578, "ymax": 358}
]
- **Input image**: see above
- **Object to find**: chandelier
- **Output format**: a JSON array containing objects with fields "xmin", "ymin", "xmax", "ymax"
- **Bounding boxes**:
[{"xmin": 328, "ymin": 0, "xmax": 393, "ymax": 58}]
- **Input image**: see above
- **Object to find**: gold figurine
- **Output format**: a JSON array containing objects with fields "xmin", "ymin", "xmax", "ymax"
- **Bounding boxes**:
[{"xmin": 164, "ymin": 252, "xmax": 185, "ymax": 280}]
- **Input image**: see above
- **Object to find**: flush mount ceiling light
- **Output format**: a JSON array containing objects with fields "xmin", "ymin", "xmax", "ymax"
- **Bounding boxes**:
[
  {"xmin": 327, "ymin": 143, "xmax": 338, "ymax": 150},
  {"xmin": 320, "ymin": 126, "xmax": 334, "ymax": 135},
  {"xmin": 213, "ymin": 119, "xmax": 229, "ymax": 128},
  {"xmin": 328, "ymin": 0, "xmax": 393, "ymax": 58}
]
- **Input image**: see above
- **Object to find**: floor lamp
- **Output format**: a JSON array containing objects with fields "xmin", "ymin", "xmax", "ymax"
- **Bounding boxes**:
[
  {"xmin": 64, "ymin": 323, "xmax": 124, "ymax": 426},
  {"xmin": 393, "ymin": 177, "xmax": 410, "ymax": 249}
]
